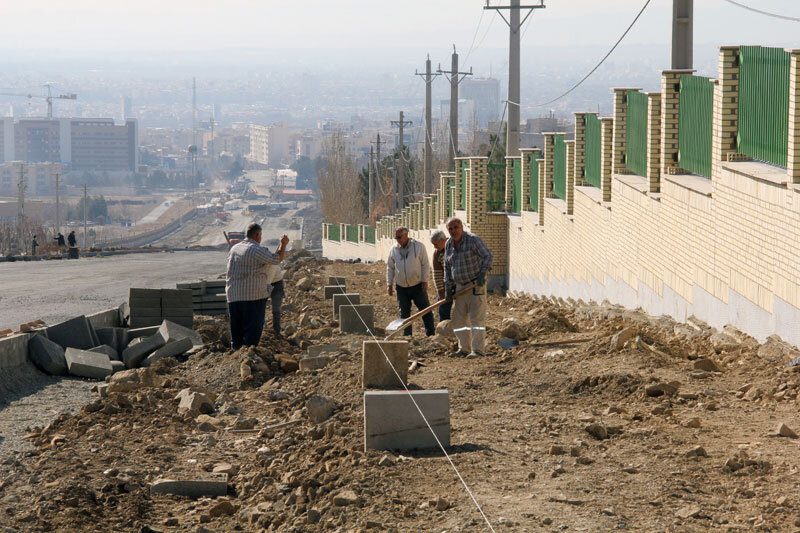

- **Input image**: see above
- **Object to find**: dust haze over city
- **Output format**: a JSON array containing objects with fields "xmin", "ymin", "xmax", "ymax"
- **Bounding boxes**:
[{"xmin": 3, "ymin": 0, "xmax": 800, "ymax": 531}]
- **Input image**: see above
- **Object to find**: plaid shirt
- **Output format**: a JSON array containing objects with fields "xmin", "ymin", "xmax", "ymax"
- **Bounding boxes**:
[
  {"xmin": 444, "ymin": 232, "xmax": 493, "ymax": 287},
  {"xmin": 225, "ymin": 238, "xmax": 282, "ymax": 303}
]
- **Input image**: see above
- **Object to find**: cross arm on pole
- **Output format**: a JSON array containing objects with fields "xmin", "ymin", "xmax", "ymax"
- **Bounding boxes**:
[{"xmin": 484, "ymin": 1, "xmax": 546, "ymax": 29}]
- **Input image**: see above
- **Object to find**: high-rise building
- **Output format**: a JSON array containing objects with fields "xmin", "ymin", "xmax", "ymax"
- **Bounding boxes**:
[
  {"xmin": 249, "ymin": 124, "xmax": 290, "ymax": 168},
  {"xmin": 121, "ymin": 96, "xmax": 133, "ymax": 122},
  {"xmin": 460, "ymin": 77, "xmax": 500, "ymax": 129},
  {"xmin": 0, "ymin": 161, "xmax": 63, "ymax": 197}
]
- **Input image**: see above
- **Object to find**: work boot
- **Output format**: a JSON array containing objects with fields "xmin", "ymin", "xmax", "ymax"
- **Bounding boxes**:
[
  {"xmin": 452, "ymin": 349, "xmax": 469, "ymax": 357},
  {"xmin": 466, "ymin": 350, "xmax": 485, "ymax": 359}
]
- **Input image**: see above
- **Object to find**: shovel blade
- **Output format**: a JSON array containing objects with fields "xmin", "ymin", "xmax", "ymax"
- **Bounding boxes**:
[{"xmin": 385, "ymin": 318, "xmax": 406, "ymax": 333}]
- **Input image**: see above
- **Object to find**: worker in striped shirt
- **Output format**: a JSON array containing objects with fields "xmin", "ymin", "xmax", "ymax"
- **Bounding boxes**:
[
  {"xmin": 430, "ymin": 230, "xmax": 451, "ymax": 321},
  {"xmin": 225, "ymin": 223, "xmax": 289, "ymax": 350},
  {"xmin": 444, "ymin": 217, "xmax": 492, "ymax": 357}
]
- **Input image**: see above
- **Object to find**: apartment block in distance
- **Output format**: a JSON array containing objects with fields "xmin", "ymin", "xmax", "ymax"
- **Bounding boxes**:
[{"xmin": 249, "ymin": 124, "xmax": 290, "ymax": 168}]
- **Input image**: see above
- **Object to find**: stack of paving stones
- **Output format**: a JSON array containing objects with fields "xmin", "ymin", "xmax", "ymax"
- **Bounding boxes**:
[
  {"xmin": 129, "ymin": 288, "xmax": 194, "ymax": 328},
  {"xmin": 360, "ymin": 340, "xmax": 450, "ymax": 451},
  {"xmin": 325, "ymin": 278, "xmax": 375, "ymax": 334},
  {"xmin": 177, "ymin": 280, "xmax": 228, "ymax": 316},
  {"xmin": 26, "ymin": 313, "xmax": 203, "ymax": 381}
]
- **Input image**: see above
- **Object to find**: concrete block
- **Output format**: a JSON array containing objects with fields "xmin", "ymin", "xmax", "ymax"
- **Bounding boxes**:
[
  {"xmin": 328, "ymin": 276, "xmax": 346, "ymax": 287},
  {"xmin": 129, "ymin": 317, "xmax": 163, "ymax": 328},
  {"xmin": 89, "ymin": 344, "xmax": 119, "ymax": 361},
  {"xmin": 339, "ymin": 305, "xmax": 374, "ymax": 334},
  {"xmin": 307, "ymin": 343, "xmax": 338, "ymax": 357},
  {"xmin": 362, "ymin": 340, "xmax": 408, "ymax": 389},
  {"xmin": 299, "ymin": 355, "xmax": 330, "ymax": 371},
  {"xmin": 161, "ymin": 307, "xmax": 193, "ymax": 317},
  {"xmin": 161, "ymin": 316, "xmax": 194, "ymax": 329},
  {"xmin": 122, "ymin": 333, "xmax": 166, "ymax": 368},
  {"xmin": 65, "ymin": 347, "xmax": 114, "ymax": 380},
  {"xmin": 129, "ymin": 297, "xmax": 162, "ymax": 309},
  {"xmin": 150, "ymin": 474, "xmax": 228, "ymax": 497},
  {"xmin": 161, "ymin": 289, "xmax": 193, "ymax": 304},
  {"xmin": 324, "ymin": 285, "xmax": 346, "ymax": 300},
  {"xmin": 130, "ymin": 307, "xmax": 162, "ymax": 318},
  {"xmin": 96, "ymin": 327, "xmax": 129, "ymax": 354},
  {"xmin": 27, "ymin": 335, "xmax": 68, "ymax": 376},
  {"xmin": 364, "ymin": 389, "xmax": 450, "ymax": 451},
  {"xmin": 332, "ymin": 293, "xmax": 360, "ymax": 317},
  {"xmin": 130, "ymin": 288, "xmax": 161, "ymax": 300},
  {"xmin": 110, "ymin": 360, "xmax": 126, "ymax": 374},
  {"xmin": 142, "ymin": 337, "xmax": 192, "ymax": 367},
  {"xmin": 45, "ymin": 315, "xmax": 98, "ymax": 351},
  {"xmin": 159, "ymin": 320, "xmax": 203, "ymax": 347},
  {"xmin": 128, "ymin": 326, "xmax": 161, "ymax": 339}
]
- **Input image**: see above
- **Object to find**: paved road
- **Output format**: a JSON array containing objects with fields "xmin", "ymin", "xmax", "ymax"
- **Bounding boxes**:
[{"xmin": 0, "ymin": 251, "xmax": 228, "ymax": 331}]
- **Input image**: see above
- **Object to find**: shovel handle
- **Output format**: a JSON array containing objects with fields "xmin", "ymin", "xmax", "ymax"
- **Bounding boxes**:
[{"xmin": 385, "ymin": 284, "xmax": 475, "ymax": 340}]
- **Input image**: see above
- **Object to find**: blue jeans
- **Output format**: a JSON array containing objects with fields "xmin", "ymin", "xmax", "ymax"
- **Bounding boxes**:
[
  {"xmin": 438, "ymin": 300, "xmax": 452, "ymax": 321},
  {"xmin": 268, "ymin": 280, "xmax": 284, "ymax": 335},
  {"xmin": 228, "ymin": 298, "xmax": 267, "ymax": 350},
  {"xmin": 396, "ymin": 283, "xmax": 435, "ymax": 336}
]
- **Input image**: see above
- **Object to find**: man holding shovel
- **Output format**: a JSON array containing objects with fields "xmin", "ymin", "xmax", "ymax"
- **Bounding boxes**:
[
  {"xmin": 444, "ymin": 217, "xmax": 493, "ymax": 357},
  {"xmin": 386, "ymin": 226, "xmax": 435, "ymax": 337}
]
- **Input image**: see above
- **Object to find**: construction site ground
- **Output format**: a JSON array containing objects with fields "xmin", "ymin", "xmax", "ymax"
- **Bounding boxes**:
[{"xmin": 2, "ymin": 257, "xmax": 800, "ymax": 531}]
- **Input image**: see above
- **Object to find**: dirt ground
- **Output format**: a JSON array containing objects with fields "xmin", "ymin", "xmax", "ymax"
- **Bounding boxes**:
[{"xmin": 2, "ymin": 257, "xmax": 800, "ymax": 532}]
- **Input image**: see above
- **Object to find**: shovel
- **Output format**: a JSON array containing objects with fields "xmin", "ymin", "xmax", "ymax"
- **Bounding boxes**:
[{"xmin": 385, "ymin": 284, "xmax": 475, "ymax": 340}]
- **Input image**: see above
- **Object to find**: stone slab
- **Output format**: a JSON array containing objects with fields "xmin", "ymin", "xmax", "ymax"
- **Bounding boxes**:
[
  {"xmin": 362, "ymin": 340, "xmax": 408, "ymax": 389},
  {"xmin": 130, "ymin": 307, "xmax": 162, "ymax": 318},
  {"xmin": 96, "ymin": 327, "xmax": 129, "ymax": 354},
  {"xmin": 45, "ymin": 315, "xmax": 98, "ymax": 351},
  {"xmin": 161, "ymin": 288, "xmax": 193, "ymax": 303},
  {"xmin": 127, "ymin": 326, "xmax": 161, "ymax": 339},
  {"xmin": 339, "ymin": 304, "xmax": 374, "ymax": 334},
  {"xmin": 130, "ymin": 288, "xmax": 161, "ymax": 300},
  {"xmin": 150, "ymin": 474, "xmax": 228, "ymax": 498},
  {"xmin": 161, "ymin": 316, "xmax": 194, "ymax": 329},
  {"xmin": 65, "ymin": 347, "xmax": 114, "ymax": 380},
  {"xmin": 161, "ymin": 307, "xmax": 194, "ymax": 317},
  {"xmin": 142, "ymin": 337, "xmax": 193, "ymax": 367},
  {"xmin": 299, "ymin": 355, "xmax": 330, "ymax": 371},
  {"xmin": 307, "ymin": 343, "xmax": 338, "ymax": 357},
  {"xmin": 323, "ymin": 285, "xmax": 346, "ymax": 300},
  {"xmin": 122, "ymin": 333, "xmax": 166, "ymax": 368},
  {"xmin": 128, "ymin": 297, "xmax": 162, "ymax": 309},
  {"xmin": 129, "ymin": 317, "xmax": 163, "ymax": 328},
  {"xmin": 328, "ymin": 276, "xmax": 347, "ymax": 287},
  {"xmin": 158, "ymin": 320, "xmax": 203, "ymax": 347},
  {"xmin": 332, "ymin": 293, "xmax": 360, "ymax": 318},
  {"xmin": 110, "ymin": 360, "xmax": 126, "ymax": 373},
  {"xmin": 28, "ymin": 335, "xmax": 68, "ymax": 375},
  {"xmin": 364, "ymin": 389, "xmax": 450, "ymax": 451},
  {"xmin": 89, "ymin": 344, "xmax": 120, "ymax": 361}
]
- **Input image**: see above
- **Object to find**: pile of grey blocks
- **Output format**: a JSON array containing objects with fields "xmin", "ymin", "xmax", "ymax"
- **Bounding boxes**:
[
  {"xmin": 177, "ymin": 280, "xmax": 227, "ymax": 316},
  {"xmin": 129, "ymin": 288, "xmax": 193, "ymax": 328}
]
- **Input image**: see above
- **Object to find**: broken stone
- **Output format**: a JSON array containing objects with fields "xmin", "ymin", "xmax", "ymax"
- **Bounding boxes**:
[
  {"xmin": 435, "ymin": 319, "xmax": 455, "ymax": 340},
  {"xmin": 685, "ymin": 445, "xmax": 708, "ymax": 458},
  {"xmin": 122, "ymin": 333, "xmax": 166, "ymax": 369},
  {"xmin": 208, "ymin": 500, "xmax": 235, "ymax": 517},
  {"xmin": 142, "ymin": 337, "xmax": 193, "ymax": 367},
  {"xmin": 175, "ymin": 388, "xmax": 214, "ymax": 416},
  {"xmin": 307, "ymin": 343, "xmax": 337, "ymax": 357},
  {"xmin": 693, "ymin": 358, "xmax": 722, "ymax": 372},
  {"xmin": 27, "ymin": 335, "xmax": 68, "ymax": 376},
  {"xmin": 775, "ymin": 423, "xmax": 798, "ymax": 438},
  {"xmin": 277, "ymin": 355, "xmax": 299, "ymax": 372},
  {"xmin": 295, "ymin": 277, "xmax": 313, "ymax": 291},
  {"xmin": 378, "ymin": 455, "xmax": 395, "ymax": 467},
  {"xmin": 64, "ymin": 347, "xmax": 113, "ymax": 380},
  {"xmin": 645, "ymin": 382, "xmax": 678, "ymax": 397},
  {"xmin": 299, "ymin": 355, "xmax": 329, "ymax": 371},
  {"xmin": 306, "ymin": 394, "xmax": 336, "ymax": 424},
  {"xmin": 149, "ymin": 474, "xmax": 227, "ymax": 498},
  {"xmin": 158, "ymin": 320, "xmax": 203, "ymax": 347},
  {"xmin": 609, "ymin": 326, "xmax": 637, "ymax": 350},
  {"xmin": 435, "ymin": 497, "xmax": 450, "ymax": 511},
  {"xmin": 107, "ymin": 368, "xmax": 163, "ymax": 393},
  {"xmin": 549, "ymin": 445, "xmax": 567, "ymax": 455},
  {"xmin": 675, "ymin": 505, "xmax": 701, "ymax": 519},
  {"xmin": 500, "ymin": 318, "xmax": 528, "ymax": 341},
  {"xmin": 709, "ymin": 332, "xmax": 740, "ymax": 353},
  {"xmin": 683, "ymin": 417, "xmax": 702, "ymax": 429},
  {"xmin": 88, "ymin": 344, "xmax": 119, "ymax": 361},
  {"xmin": 332, "ymin": 490, "xmax": 358, "ymax": 506},
  {"xmin": 585, "ymin": 423, "xmax": 608, "ymax": 440}
]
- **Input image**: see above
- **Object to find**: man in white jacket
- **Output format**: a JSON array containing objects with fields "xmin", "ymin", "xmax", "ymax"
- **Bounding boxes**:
[{"xmin": 387, "ymin": 227, "xmax": 435, "ymax": 337}]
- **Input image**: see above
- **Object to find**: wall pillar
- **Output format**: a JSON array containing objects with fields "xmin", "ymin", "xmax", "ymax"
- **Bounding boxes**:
[
  {"xmin": 573, "ymin": 112, "xmax": 587, "ymax": 186},
  {"xmin": 612, "ymin": 87, "xmax": 641, "ymax": 176},
  {"xmin": 543, "ymin": 133, "xmax": 555, "ymax": 198},
  {"xmin": 504, "ymin": 157, "xmax": 514, "ymax": 211},
  {"xmin": 647, "ymin": 92, "xmax": 662, "ymax": 192},
  {"xmin": 537, "ymin": 159, "xmax": 545, "ymax": 225},
  {"xmin": 787, "ymin": 49, "xmax": 800, "ymax": 183},
  {"xmin": 600, "ymin": 117, "xmax": 614, "ymax": 202},
  {"xmin": 565, "ymin": 140, "xmax": 575, "ymax": 214},
  {"xmin": 519, "ymin": 148, "xmax": 538, "ymax": 211},
  {"xmin": 712, "ymin": 46, "xmax": 740, "ymax": 179}
]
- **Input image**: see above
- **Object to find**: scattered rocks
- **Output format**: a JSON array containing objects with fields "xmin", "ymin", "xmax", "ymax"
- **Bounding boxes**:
[
  {"xmin": 306, "ymin": 394, "xmax": 336, "ymax": 424},
  {"xmin": 774, "ymin": 423, "xmax": 798, "ymax": 439},
  {"xmin": 585, "ymin": 423, "xmax": 609, "ymax": 440},
  {"xmin": 332, "ymin": 490, "xmax": 358, "ymax": 506},
  {"xmin": 645, "ymin": 382, "xmax": 679, "ymax": 397},
  {"xmin": 208, "ymin": 500, "xmax": 236, "ymax": 517},
  {"xmin": 609, "ymin": 327, "xmax": 637, "ymax": 350},
  {"xmin": 692, "ymin": 358, "xmax": 722, "ymax": 372},
  {"xmin": 295, "ymin": 277, "xmax": 313, "ymax": 291},
  {"xmin": 685, "ymin": 445, "xmax": 708, "ymax": 458},
  {"xmin": 675, "ymin": 505, "xmax": 702, "ymax": 519},
  {"xmin": 435, "ymin": 497, "xmax": 450, "ymax": 511},
  {"xmin": 175, "ymin": 388, "xmax": 214, "ymax": 416},
  {"xmin": 500, "ymin": 318, "xmax": 528, "ymax": 341},
  {"xmin": 682, "ymin": 417, "xmax": 702, "ymax": 429}
]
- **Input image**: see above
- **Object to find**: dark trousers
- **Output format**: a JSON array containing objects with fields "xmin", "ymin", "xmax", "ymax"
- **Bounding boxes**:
[
  {"xmin": 438, "ymin": 300, "xmax": 452, "ymax": 321},
  {"xmin": 268, "ymin": 280, "xmax": 284, "ymax": 335},
  {"xmin": 228, "ymin": 298, "xmax": 267, "ymax": 350},
  {"xmin": 396, "ymin": 283, "xmax": 435, "ymax": 336}
]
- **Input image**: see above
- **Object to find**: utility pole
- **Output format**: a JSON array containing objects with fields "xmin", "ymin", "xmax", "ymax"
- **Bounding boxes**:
[
  {"xmin": 415, "ymin": 54, "xmax": 441, "ymax": 194},
  {"xmin": 368, "ymin": 145, "xmax": 374, "ymax": 218},
  {"xmin": 438, "ymin": 46, "xmax": 472, "ymax": 171},
  {"xmin": 192, "ymin": 77, "xmax": 198, "ymax": 150},
  {"xmin": 55, "ymin": 172, "xmax": 60, "ymax": 236},
  {"xmin": 370, "ymin": 134, "xmax": 388, "ymax": 215},
  {"xmin": 671, "ymin": 0, "xmax": 693, "ymax": 69},
  {"xmin": 485, "ymin": 0, "xmax": 546, "ymax": 158},
  {"xmin": 16, "ymin": 164, "xmax": 25, "ymax": 254},
  {"xmin": 390, "ymin": 111, "xmax": 413, "ymax": 211},
  {"xmin": 83, "ymin": 184, "xmax": 88, "ymax": 250}
]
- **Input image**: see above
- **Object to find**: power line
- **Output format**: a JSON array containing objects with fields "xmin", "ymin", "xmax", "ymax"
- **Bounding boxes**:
[
  {"xmin": 533, "ymin": 0, "xmax": 652, "ymax": 107},
  {"xmin": 720, "ymin": 0, "xmax": 800, "ymax": 22},
  {"xmin": 463, "ymin": 8, "xmax": 487, "ymax": 64}
]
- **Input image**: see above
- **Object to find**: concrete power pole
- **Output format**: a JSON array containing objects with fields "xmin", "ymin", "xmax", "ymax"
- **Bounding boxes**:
[
  {"xmin": 438, "ymin": 47, "xmax": 472, "ymax": 171},
  {"xmin": 390, "ymin": 111, "xmax": 413, "ymax": 211},
  {"xmin": 83, "ymin": 183, "xmax": 88, "ymax": 249},
  {"xmin": 55, "ymin": 173, "xmax": 60, "ymax": 236},
  {"xmin": 370, "ymin": 134, "xmax": 387, "ymax": 216},
  {"xmin": 485, "ymin": 0, "xmax": 546, "ymax": 158},
  {"xmin": 192, "ymin": 77, "xmax": 198, "ymax": 150},
  {"xmin": 16, "ymin": 164, "xmax": 25, "ymax": 254},
  {"xmin": 671, "ymin": 0, "xmax": 693, "ymax": 70},
  {"xmin": 415, "ymin": 55, "xmax": 441, "ymax": 194}
]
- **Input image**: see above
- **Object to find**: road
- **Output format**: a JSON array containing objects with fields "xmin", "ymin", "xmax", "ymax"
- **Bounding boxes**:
[{"xmin": 0, "ymin": 251, "xmax": 228, "ymax": 331}]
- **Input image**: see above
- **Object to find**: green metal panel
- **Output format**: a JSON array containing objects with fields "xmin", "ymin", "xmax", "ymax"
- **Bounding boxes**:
[
  {"xmin": 625, "ymin": 90, "xmax": 648, "ymax": 177},
  {"xmin": 346, "ymin": 224, "xmax": 358, "ymax": 243},
  {"xmin": 585, "ymin": 114, "xmax": 602, "ymax": 188},
  {"xmin": 364, "ymin": 226, "xmax": 376, "ymax": 244},
  {"xmin": 552, "ymin": 134, "xmax": 566, "ymax": 200},
  {"xmin": 328, "ymin": 223, "xmax": 340, "ymax": 242},
  {"xmin": 487, "ymin": 162, "xmax": 506, "ymax": 211},
  {"xmin": 738, "ymin": 45, "xmax": 790, "ymax": 168},
  {"xmin": 529, "ymin": 153, "xmax": 539, "ymax": 211},
  {"xmin": 460, "ymin": 160, "xmax": 469, "ymax": 209},
  {"xmin": 449, "ymin": 185, "xmax": 456, "ymax": 217},
  {"xmin": 678, "ymin": 75, "xmax": 713, "ymax": 178},
  {"xmin": 512, "ymin": 158, "xmax": 522, "ymax": 212}
]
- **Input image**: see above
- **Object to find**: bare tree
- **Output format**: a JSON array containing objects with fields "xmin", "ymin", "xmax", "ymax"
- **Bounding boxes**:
[{"xmin": 317, "ymin": 129, "xmax": 366, "ymax": 225}]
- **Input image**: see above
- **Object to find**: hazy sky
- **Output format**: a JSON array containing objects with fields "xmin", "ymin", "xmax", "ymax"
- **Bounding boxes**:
[{"xmin": 0, "ymin": 0, "xmax": 797, "ymax": 54}]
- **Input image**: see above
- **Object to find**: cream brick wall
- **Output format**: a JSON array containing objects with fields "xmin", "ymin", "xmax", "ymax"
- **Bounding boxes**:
[
  {"xmin": 787, "ymin": 50, "xmax": 800, "ymax": 182},
  {"xmin": 647, "ymin": 92, "xmax": 662, "ymax": 192},
  {"xmin": 661, "ymin": 69, "xmax": 693, "ymax": 176},
  {"xmin": 573, "ymin": 113, "xmax": 587, "ymax": 187}
]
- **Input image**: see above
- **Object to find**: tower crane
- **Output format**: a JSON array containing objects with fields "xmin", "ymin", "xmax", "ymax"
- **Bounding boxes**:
[{"xmin": 0, "ymin": 83, "xmax": 77, "ymax": 118}]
